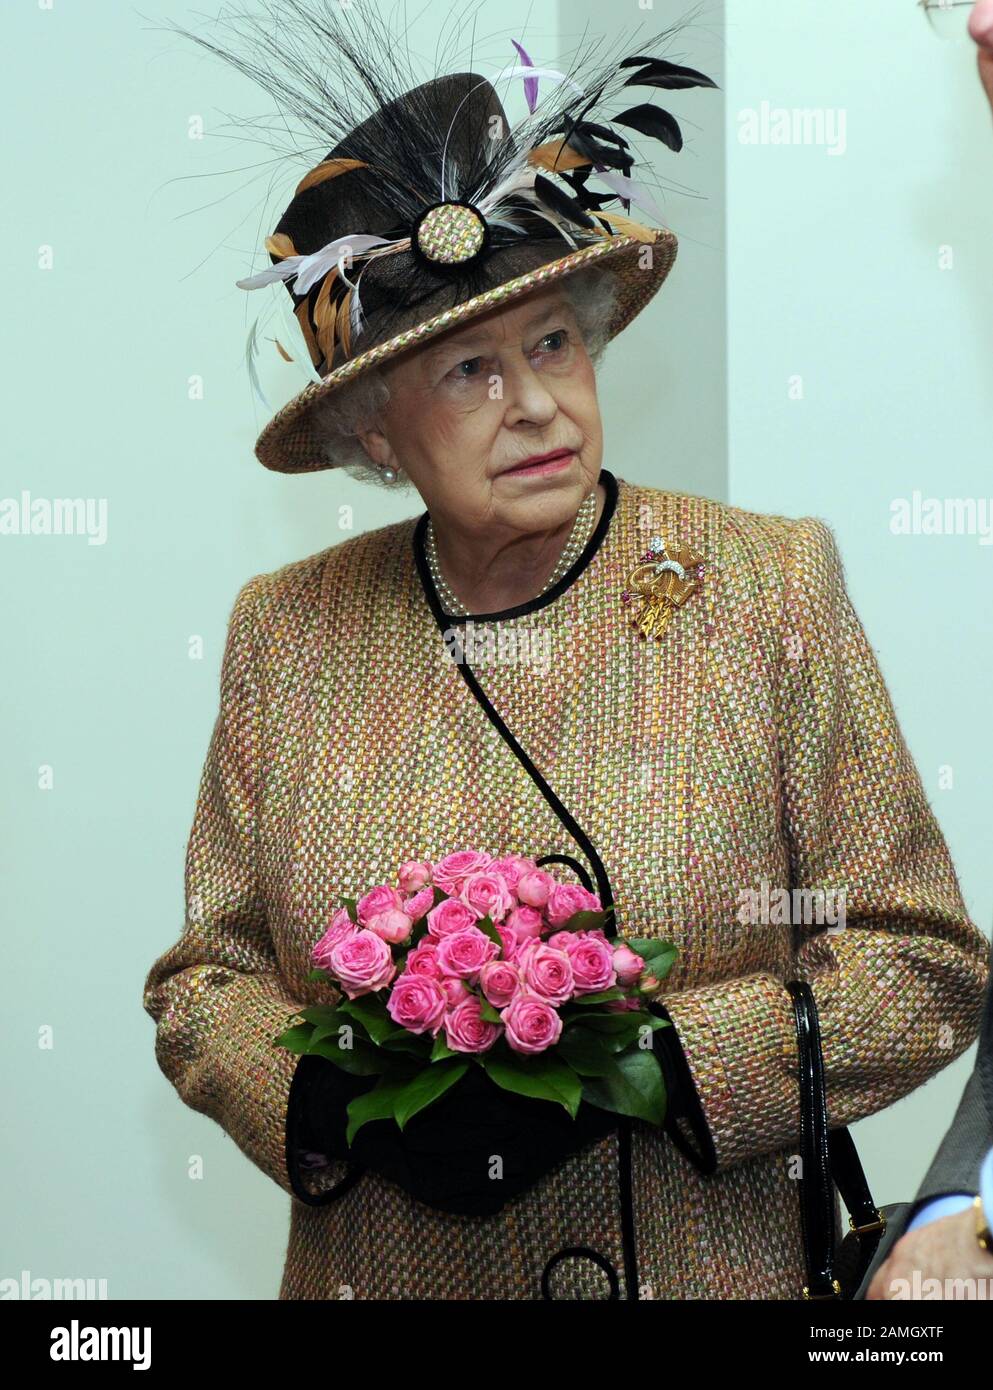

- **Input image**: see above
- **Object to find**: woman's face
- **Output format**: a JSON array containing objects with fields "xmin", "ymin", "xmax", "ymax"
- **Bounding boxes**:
[{"xmin": 358, "ymin": 285, "xmax": 604, "ymax": 537}]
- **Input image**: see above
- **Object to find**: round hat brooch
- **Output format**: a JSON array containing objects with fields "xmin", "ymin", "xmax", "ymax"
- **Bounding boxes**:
[{"xmin": 412, "ymin": 200, "xmax": 488, "ymax": 267}]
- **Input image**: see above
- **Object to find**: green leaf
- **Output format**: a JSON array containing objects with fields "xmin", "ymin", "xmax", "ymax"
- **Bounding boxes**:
[
  {"xmin": 481, "ymin": 1052, "xmax": 583, "ymax": 1118},
  {"xmin": 379, "ymin": 1026, "xmax": 432, "ymax": 1058},
  {"xmin": 430, "ymin": 1033, "xmax": 457, "ymax": 1061},
  {"xmin": 393, "ymin": 1060, "xmax": 469, "ymax": 1130},
  {"xmin": 475, "ymin": 914, "xmax": 503, "ymax": 950},
  {"xmin": 569, "ymin": 987, "xmax": 625, "ymax": 1006},
  {"xmin": 341, "ymin": 897, "xmax": 359, "ymax": 924},
  {"xmin": 579, "ymin": 1049, "xmax": 667, "ymax": 1126},
  {"xmin": 307, "ymin": 1036, "xmax": 383, "ymax": 1075},
  {"xmin": 298, "ymin": 1005, "xmax": 348, "ymax": 1029},
  {"xmin": 642, "ymin": 1013, "xmax": 671, "ymax": 1034},
  {"xmin": 557, "ymin": 1027, "xmax": 619, "ymax": 1077},
  {"xmin": 303, "ymin": 1016, "xmax": 362, "ymax": 1052},
  {"xmin": 570, "ymin": 1011, "xmax": 645, "ymax": 1047},
  {"xmin": 345, "ymin": 1076, "xmax": 411, "ymax": 1145},
  {"xmin": 477, "ymin": 995, "xmax": 503, "ymax": 1024},
  {"xmin": 559, "ymin": 908, "xmax": 614, "ymax": 934},
  {"xmin": 620, "ymin": 937, "xmax": 663, "ymax": 960},
  {"xmin": 306, "ymin": 967, "xmax": 333, "ymax": 983},
  {"xmin": 338, "ymin": 994, "xmax": 396, "ymax": 1045},
  {"xmin": 621, "ymin": 939, "xmax": 677, "ymax": 981},
  {"xmin": 274, "ymin": 1023, "xmax": 314, "ymax": 1054},
  {"xmin": 311, "ymin": 1023, "xmax": 341, "ymax": 1047}
]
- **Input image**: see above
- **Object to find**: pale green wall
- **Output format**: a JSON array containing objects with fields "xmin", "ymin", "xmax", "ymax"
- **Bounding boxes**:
[
  {"xmin": 2, "ymin": 0, "xmax": 988, "ymax": 1300},
  {"xmin": 725, "ymin": 0, "xmax": 993, "ymax": 1223}
]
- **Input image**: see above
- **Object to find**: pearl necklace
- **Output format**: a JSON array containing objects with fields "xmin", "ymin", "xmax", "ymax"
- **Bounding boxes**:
[{"xmin": 425, "ymin": 487, "xmax": 599, "ymax": 617}]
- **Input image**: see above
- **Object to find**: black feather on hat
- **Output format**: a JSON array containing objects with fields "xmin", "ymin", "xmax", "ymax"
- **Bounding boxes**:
[{"xmin": 155, "ymin": 0, "xmax": 717, "ymax": 473}]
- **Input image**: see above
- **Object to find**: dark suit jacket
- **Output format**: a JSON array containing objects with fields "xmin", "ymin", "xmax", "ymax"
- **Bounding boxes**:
[{"xmin": 856, "ymin": 934, "xmax": 993, "ymax": 1298}]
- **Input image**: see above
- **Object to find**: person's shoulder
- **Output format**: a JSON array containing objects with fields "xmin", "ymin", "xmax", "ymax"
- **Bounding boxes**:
[
  {"xmin": 718, "ymin": 500, "xmax": 830, "ymax": 588},
  {"xmin": 236, "ymin": 513, "xmax": 419, "ymax": 631},
  {"xmin": 617, "ymin": 478, "xmax": 834, "ymax": 575},
  {"xmin": 616, "ymin": 478, "xmax": 844, "ymax": 610}
]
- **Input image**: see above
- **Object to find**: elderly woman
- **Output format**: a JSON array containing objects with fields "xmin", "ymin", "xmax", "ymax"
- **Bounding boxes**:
[{"xmin": 143, "ymin": 10, "xmax": 989, "ymax": 1301}]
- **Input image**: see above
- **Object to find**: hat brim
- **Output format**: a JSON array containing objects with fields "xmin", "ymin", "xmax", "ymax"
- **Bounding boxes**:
[{"xmin": 254, "ymin": 228, "xmax": 678, "ymax": 475}]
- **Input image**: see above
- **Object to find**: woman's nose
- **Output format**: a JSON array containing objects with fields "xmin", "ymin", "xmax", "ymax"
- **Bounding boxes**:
[{"xmin": 500, "ymin": 360, "xmax": 559, "ymax": 423}]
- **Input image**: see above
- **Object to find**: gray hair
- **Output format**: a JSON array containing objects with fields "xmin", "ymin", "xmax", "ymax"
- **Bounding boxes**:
[{"xmin": 309, "ymin": 264, "xmax": 620, "ymax": 488}]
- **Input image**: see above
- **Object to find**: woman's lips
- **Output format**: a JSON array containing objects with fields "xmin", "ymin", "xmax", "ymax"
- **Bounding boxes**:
[{"xmin": 501, "ymin": 451, "xmax": 576, "ymax": 478}]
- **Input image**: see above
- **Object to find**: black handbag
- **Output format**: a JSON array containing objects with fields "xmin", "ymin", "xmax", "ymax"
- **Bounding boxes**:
[{"xmin": 787, "ymin": 980, "xmax": 902, "ymax": 1299}]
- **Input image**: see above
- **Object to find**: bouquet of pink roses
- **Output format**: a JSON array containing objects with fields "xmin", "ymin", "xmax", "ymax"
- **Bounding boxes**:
[{"xmin": 276, "ymin": 850, "xmax": 676, "ymax": 1144}]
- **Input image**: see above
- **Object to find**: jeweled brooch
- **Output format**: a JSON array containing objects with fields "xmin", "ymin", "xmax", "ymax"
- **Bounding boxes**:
[{"xmin": 622, "ymin": 534, "xmax": 705, "ymax": 640}]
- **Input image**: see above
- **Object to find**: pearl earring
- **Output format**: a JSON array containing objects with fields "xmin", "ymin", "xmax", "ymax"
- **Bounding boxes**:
[{"xmin": 379, "ymin": 463, "xmax": 398, "ymax": 483}]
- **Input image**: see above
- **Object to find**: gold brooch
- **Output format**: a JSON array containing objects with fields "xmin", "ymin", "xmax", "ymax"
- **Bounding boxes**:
[{"xmin": 622, "ymin": 534, "xmax": 705, "ymax": 640}]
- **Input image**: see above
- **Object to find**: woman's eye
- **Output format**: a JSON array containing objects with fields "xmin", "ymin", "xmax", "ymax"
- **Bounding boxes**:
[
  {"xmin": 534, "ymin": 329, "xmax": 569, "ymax": 355},
  {"xmin": 446, "ymin": 357, "xmax": 483, "ymax": 382}
]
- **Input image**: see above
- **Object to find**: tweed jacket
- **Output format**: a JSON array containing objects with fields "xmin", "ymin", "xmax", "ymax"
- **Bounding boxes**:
[
  {"xmin": 854, "ymin": 933, "xmax": 993, "ymax": 1296},
  {"xmin": 143, "ymin": 468, "xmax": 990, "ymax": 1300}
]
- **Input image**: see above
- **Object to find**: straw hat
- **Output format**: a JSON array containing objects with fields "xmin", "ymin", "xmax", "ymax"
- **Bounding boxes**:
[{"xmin": 169, "ymin": 4, "xmax": 717, "ymax": 474}]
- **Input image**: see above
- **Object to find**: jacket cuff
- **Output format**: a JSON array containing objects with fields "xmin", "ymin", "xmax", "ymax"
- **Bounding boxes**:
[
  {"xmin": 660, "ymin": 973, "xmax": 799, "ymax": 1173},
  {"xmin": 649, "ymin": 1000, "xmax": 718, "ymax": 1173}
]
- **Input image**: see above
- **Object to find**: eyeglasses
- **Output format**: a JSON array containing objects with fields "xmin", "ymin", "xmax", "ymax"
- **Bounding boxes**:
[{"xmin": 918, "ymin": 0, "xmax": 976, "ymax": 40}]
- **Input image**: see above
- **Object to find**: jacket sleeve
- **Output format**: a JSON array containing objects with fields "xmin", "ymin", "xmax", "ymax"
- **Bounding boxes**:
[
  {"xmin": 142, "ymin": 575, "xmax": 354, "ymax": 1203},
  {"xmin": 661, "ymin": 515, "xmax": 990, "ymax": 1174},
  {"xmin": 913, "ymin": 936, "xmax": 993, "ymax": 1203}
]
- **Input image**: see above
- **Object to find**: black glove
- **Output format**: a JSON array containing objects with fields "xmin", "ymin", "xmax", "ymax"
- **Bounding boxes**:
[
  {"xmin": 646, "ymin": 1000, "xmax": 717, "ymax": 1174},
  {"xmin": 293, "ymin": 1052, "xmax": 620, "ymax": 1216}
]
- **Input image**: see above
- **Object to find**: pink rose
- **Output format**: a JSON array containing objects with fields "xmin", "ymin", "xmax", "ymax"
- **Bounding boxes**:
[
  {"xmin": 488, "ymin": 855, "xmax": 538, "ymax": 892},
  {"xmin": 404, "ymin": 940, "xmax": 442, "ymax": 978},
  {"xmin": 515, "ymin": 869, "xmax": 556, "ymax": 909},
  {"xmin": 504, "ymin": 905, "xmax": 544, "ymax": 940},
  {"xmin": 605, "ymin": 995, "xmax": 645, "ymax": 1012},
  {"xmin": 459, "ymin": 870, "xmax": 515, "ymax": 924},
  {"xmin": 356, "ymin": 884, "xmax": 404, "ymax": 927},
  {"xmin": 496, "ymin": 922, "xmax": 523, "ymax": 961},
  {"xmin": 387, "ymin": 973, "xmax": 448, "ymax": 1035},
  {"xmin": 545, "ymin": 882, "xmax": 602, "ymax": 928},
  {"xmin": 440, "ymin": 976, "xmax": 471, "ymax": 1006},
  {"xmin": 479, "ymin": 959, "xmax": 522, "ymax": 1008},
  {"xmin": 500, "ymin": 991, "xmax": 563, "ymax": 1054},
  {"xmin": 403, "ymin": 886, "xmax": 436, "ymax": 923},
  {"xmin": 431, "ymin": 851, "xmax": 493, "ymax": 896},
  {"xmin": 311, "ymin": 908, "xmax": 358, "ymax": 972},
  {"xmin": 366, "ymin": 908, "xmax": 413, "ymax": 945},
  {"xmin": 444, "ymin": 996, "xmax": 502, "ymax": 1053},
  {"xmin": 567, "ymin": 932, "xmax": 616, "ymax": 995},
  {"xmin": 517, "ymin": 939, "xmax": 574, "ymax": 1004},
  {"xmin": 613, "ymin": 943, "xmax": 645, "ymax": 987},
  {"xmin": 328, "ymin": 930, "xmax": 397, "ymax": 999},
  {"xmin": 328, "ymin": 905, "xmax": 355, "ymax": 934},
  {"xmin": 435, "ymin": 926, "xmax": 500, "ymax": 980},
  {"xmin": 398, "ymin": 860, "xmax": 432, "ymax": 893},
  {"xmin": 426, "ymin": 896, "xmax": 477, "ymax": 939}
]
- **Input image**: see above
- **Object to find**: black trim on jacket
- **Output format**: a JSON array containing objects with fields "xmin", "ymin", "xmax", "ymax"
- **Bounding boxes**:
[
  {"xmin": 415, "ymin": 466, "xmax": 619, "ymax": 625},
  {"xmin": 411, "ymin": 467, "xmax": 652, "ymax": 1292}
]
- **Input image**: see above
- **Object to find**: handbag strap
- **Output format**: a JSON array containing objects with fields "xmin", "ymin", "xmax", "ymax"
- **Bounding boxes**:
[{"xmin": 786, "ymin": 980, "xmax": 886, "ymax": 1299}]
